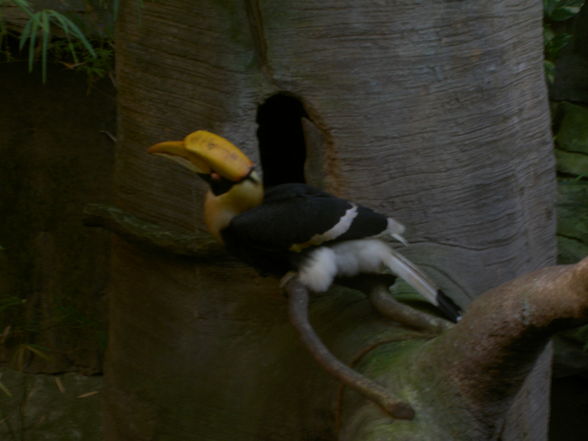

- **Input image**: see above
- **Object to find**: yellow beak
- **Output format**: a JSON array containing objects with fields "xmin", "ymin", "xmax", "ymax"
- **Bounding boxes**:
[{"xmin": 148, "ymin": 130, "xmax": 255, "ymax": 182}]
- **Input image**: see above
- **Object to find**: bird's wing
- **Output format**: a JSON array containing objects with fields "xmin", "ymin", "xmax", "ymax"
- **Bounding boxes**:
[
  {"xmin": 225, "ymin": 183, "xmax": 388, "ymax": 252},
  {"xmin": 382, "ymin": 247, "xmax": 462, "ymax": 321}
]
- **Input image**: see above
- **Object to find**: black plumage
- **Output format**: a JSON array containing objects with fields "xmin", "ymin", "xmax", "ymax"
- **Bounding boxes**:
[{"xmin": 221, "ymin": 183, "xmax": 389, "ymax": 275}]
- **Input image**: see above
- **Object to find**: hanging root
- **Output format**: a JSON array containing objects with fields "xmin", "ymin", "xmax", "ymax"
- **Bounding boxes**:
[{"xmin": 285, "ymin": 277, "xmax": 415, "ymax": 419}]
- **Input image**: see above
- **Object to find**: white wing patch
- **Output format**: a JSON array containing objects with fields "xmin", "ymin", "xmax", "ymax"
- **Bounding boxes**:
[
  {"xmin": 296, "ymin": 239, "xmax": 461, "ymax": 320},
  {"xmin": 297, "ymin": 247, "xmax": 338, "ymax": 292},
  {"xmin": 290, "ymin": 204, "xmax": 358, "ymax": 252},
  {"xmin": 298, "ymin": 240, "xmax": 393, "ymax": 292},
  {"xmin": 298, "ymin": 238, "xmax": 439, "ymax": 303}
]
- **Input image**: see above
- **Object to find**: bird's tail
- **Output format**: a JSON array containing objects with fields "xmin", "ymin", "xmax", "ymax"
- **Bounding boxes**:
[
  {"xmin": 382, "ymin": 247, "xmax": 462, "ymax": 322},
  {"xmin": 299, "ymin": 239, "xmax": 462, "ymax": 322}
]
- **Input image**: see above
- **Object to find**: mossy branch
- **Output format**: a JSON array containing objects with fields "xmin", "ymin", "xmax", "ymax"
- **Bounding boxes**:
[
  {"xmin": 83, "ymin": 203, "xmax": 228, "ymax": 260},
  {"xmin": 340, "ymin": 258, "xmax": 588, "ymax": 440},
  {"xmin": 432, "ymin": 258, "xmax": 588, "ymax": 414}
]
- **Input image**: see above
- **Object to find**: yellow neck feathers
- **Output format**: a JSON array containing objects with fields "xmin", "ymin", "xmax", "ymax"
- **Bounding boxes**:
[{"xmin": 204, "ymin": 177, "xmax": 263, "ymax": 241}]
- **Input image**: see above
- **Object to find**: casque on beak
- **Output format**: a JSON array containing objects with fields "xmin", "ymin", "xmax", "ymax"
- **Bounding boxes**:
[{"xmin": 147, "ymin": 130, "xmax": 255, "ymax": 182}]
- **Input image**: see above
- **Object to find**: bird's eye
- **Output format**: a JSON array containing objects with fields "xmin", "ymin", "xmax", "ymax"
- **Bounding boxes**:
[{"xmin": 209, "ymin": 175, "xmax": 235, "ymax": 196}]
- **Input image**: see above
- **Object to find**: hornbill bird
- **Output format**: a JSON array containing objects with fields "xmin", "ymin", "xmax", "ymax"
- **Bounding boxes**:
[{"xmin": 147, "ymin": 130, "xmax": 462, "ymax": 322}]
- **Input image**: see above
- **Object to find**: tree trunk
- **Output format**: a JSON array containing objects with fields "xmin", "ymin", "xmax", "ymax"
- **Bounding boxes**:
[{"xmin": 105, "ymin": 1, "xmax": 555, "ymax": 440}]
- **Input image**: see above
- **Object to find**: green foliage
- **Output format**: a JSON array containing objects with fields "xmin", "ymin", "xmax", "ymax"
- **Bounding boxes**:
[
  {"xmin": 553, "ymin": 102, "xmax": 588, "ymax": 178},
  {"xmin": 19, "ymin": 8, "xmax": 95, "ymax": 82},
  {"xmin": 543, "ymin": 0, "xmax": 585, "ymax": 83},
  {"xmin": 554, "ymin": 102, "xmax": 588, "ymax": 272},
  {"xmin": 577, "ymin": 326, "xmax": 588, "ymax": 351},
  {"xmin": 545, "ymin": 0, "xmax": 585, "ymax": 20},
  {"xmin": 0, "ymin": 0, "xmax": 114, "ymax": 83},
  {"xmin": 546, "ymin": 2, "xmax": 588, "ymax": 354},
  {"xmin": 548, "ymin": 0, "xmax": 588, "ymax": 273},
  {"xmin": 555, "ymin": 102, "xmax": 588, "ymax": 154},
  {"xmin": 544, "ymin": 28, "xmax": 572, "ymax": 60},
  {"xmin": 50, "ymin": 38, "xmax": 113, "ymax": 84}
]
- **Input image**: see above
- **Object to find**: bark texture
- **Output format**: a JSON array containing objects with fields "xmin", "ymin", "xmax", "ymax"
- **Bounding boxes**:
[{"xmin": 107, "ymin": 1, "xmax": 555, "ymax": 440}]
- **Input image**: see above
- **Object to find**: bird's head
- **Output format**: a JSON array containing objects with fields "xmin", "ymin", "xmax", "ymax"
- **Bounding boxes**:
[
  {"xmin": 148, "ymin": 130, "xmax": 263, "ymax": 240},
  {"xmin": 148, "ymin": 130, "xmax": 258, "ymax": 196}
]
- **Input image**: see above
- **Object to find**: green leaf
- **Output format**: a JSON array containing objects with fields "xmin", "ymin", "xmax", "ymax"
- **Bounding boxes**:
[
  {"xmin": 40, "ymin": 11, "xmax": 50, "ymax": 83},
  {"xmin": 18, "ymin": 13, "xmax": 34, "ymax": 50},
  {"xmin": 546, "ymin": 0, "xmax": 586, "ymax": 21},
  {"xmin": 14, "ymin": 6, "xmax": 98, "ymax": 82},
  {"xmin": 544, "ymin": 59, "xmax": 556, "ymax": 84},
  {"xmin": 551, "ymin": 5, "xmax": 584, "ymax": 21},
  {"xmin": 558, "ymin": 236, "xmax": 588, "ymax": 264},
  {"xmin": 544, "ymin": 0, "xmax": 559, "ymax": 16},
  {"xmin": 9, "ymin": 0, "xmax": 34, "ymax": 17},
  {"xmin": 24, "ymin": 12, "xmax": 41, "ymax": 73},
  {"xmin": 544, "ymin": 25, "xmax": 556, "ymax": 44},
  {"xmin": 557, "ymin": 184, "xmax": 588, "ymax": 244},
  {"xmin": 545, "ymin": 32, "xmax": 572, "ymax": 59},
  {"xmin": 556, "ymin": 102, "xmax": 588, "ymax": 154},
  {"xmin": 556, "ymin": 149, "xmax": 588, "ymax": 175},
  {"xmin": 47, "ymin": 11, "xmax": 96, "ymax": 58}
]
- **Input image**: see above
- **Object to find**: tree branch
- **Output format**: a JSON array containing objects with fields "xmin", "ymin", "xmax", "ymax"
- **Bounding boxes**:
[
  {"xmin": 83, "ymin": 203, "xmax": 229, "ymax": 260},
  {"xmin": 339, "ymin": 258, "xmax": 588, "ymax": 440},
  {"xmin": 429, "ymin": 257, "xmax": 588, "ymax": 418}
]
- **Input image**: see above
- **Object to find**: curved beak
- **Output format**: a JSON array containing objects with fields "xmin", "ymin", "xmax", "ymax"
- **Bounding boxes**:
[{"xmin": 148, "ymin": 130, "xmax": 255, "ymax": 182}]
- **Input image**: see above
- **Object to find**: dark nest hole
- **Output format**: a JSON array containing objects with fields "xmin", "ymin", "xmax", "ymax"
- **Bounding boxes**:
[{"xmin": 256, "ymin": 93, "xmax": 309, "ymax": 187}]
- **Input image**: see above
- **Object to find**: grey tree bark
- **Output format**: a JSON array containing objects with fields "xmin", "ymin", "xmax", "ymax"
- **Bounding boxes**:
[{"xmin": 105, "ymin": 1, "xmax": 555, "ymax": 440}]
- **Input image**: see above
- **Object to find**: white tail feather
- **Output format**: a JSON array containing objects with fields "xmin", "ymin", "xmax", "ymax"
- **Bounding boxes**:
[
  {"xmin": 381, "ymin": 248, "xmax": 439, "ymax": 306},
  {"xmin": 297, "ymin": 239, "xmax": 460, "ymax": 320},
  {"xmin": 298, "ymin": 239, "xmax": 439, "ymax": 303},
  {"xmin": 297, "ymin": 247, "xmax": 338, "ymax": 292}
]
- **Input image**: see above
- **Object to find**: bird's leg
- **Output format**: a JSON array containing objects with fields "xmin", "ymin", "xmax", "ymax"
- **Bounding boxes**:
[
  {"xmin": 336, "ymin": 274, "xmax": 453, "ymax": 333},
  {"xmin": 284, "ymin": 277, "xmax": 415, "ymax": 419},
  {"xmin": 367, "ymin": 283, "xmax": 453, "ymax": 333}
]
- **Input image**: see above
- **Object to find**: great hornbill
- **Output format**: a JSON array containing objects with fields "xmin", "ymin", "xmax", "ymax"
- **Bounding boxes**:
[{"xmin": 148, "ymin": 130, "xmax": 461, "ymax": 322}]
